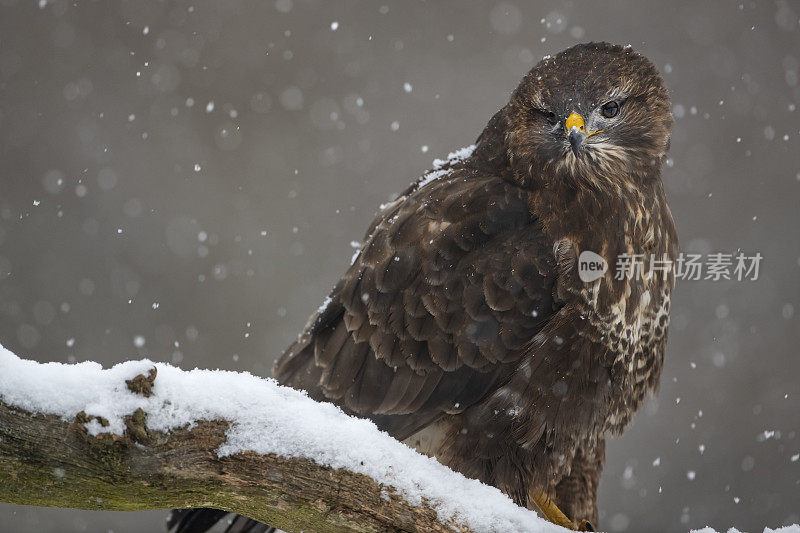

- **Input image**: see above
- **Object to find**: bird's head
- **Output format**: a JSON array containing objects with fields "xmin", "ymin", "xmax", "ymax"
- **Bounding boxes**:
[{"xmin": 482, "ymin": 43, "xmax": 673, "ymax": 191}]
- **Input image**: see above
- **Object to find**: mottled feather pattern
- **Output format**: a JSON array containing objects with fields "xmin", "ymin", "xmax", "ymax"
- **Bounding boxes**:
[
  {"xmin": 279, "ymin": 164, "xmax": 560, "ymax": 428},
  {"xmin": 171, "ymin": 42, "xmax": 678, "ymax": 532}
]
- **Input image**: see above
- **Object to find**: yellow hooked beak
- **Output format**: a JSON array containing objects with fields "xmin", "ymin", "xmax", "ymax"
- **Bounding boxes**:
[
  {"xmin": 566, "ymin": 112, "xmax": 586, "ymax": 156},
  {"xmin": 565, "ymin": 112, "xmax": 604, "ymax": 156},
  {"xmin": 565, "ymin": 112, "xmax": 585, "ymax": 134},
  {"xmin": 565, "ymin": 112, "xmax": 604, "ymax": 136}
]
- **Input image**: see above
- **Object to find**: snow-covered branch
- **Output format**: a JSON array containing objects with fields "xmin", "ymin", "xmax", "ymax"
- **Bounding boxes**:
[{"xmin": 0, "ymin": 345, "xmax": 561, "ymax": 533}]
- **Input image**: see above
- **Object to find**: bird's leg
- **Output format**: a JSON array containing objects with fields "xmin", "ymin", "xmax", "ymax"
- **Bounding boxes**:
[{"xmin": 529, "ymin": 491, "xmax": 594, "ymax": 531}]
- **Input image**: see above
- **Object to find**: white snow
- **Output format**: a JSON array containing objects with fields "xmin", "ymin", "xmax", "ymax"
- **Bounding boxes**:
[
  {"xmin": 316, "ymin": 294, "xmax": 333, "ymax": 314},
  {"xmin": 0, "ymin": 343, "xmax": 559, "ymax": 533},
  {"xmin": 415, "ymin": 168, "xmax": 450, "ymax": 190},
  {"xmin": 415, "ymin": 144, "xmax": 476, "ymax": 191},
  {"xmin": 3, "ymin": 344, "xmax": 797, "ymax": 533},
  {"xmin": 431, "ymin": 144, "xmax": 476, "ymax": 170}
]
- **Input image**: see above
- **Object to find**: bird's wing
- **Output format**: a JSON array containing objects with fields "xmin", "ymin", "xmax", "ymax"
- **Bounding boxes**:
[{"xmin": 274, "ymin": 164, "xmax": 560, "ymax": 440}]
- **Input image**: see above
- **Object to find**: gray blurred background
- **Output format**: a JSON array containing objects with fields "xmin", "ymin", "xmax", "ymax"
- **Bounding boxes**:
[{"xmin": 1, "ymin": 1, "xmax": 798, "ymax": 531}]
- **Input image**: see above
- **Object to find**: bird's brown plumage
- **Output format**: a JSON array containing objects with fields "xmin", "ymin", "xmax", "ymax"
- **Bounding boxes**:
[
  {"xmin": 170, "ymin": 42, "xmax": 678, "ymax": 532},
  {"xmin": 274, "ymin": 42, "xmax": 677, "ymax": 525}
]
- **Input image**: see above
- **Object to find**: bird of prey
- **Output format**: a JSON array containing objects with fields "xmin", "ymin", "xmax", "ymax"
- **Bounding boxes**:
[{"xmin": 170, "ymin": 42, "xmax": 677, "ymax": 532}]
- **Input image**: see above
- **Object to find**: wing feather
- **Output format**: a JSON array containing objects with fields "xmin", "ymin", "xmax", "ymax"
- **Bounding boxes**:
[{"xmin": 274, "ymin": 164, "xmax": 559, "ymax": 439}]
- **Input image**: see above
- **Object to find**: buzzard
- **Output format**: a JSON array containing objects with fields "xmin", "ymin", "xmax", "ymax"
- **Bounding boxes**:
[{"xmin": 170, "ymin": 42, "xmax": 677, "ymax": 532}]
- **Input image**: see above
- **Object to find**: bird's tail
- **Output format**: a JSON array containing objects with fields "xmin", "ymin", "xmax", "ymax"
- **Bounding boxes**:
[{"xmin": 167, "ymin": 509, "xmax": 276, "ymax": 533}]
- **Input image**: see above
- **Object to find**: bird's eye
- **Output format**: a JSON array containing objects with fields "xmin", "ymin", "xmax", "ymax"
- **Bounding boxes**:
[
  {"xmin": 546, "ymin": 111, "xmax": 558, "ymax": 125},
  {"xmin": 600, "ymin": 101, "xmax": 619, "ymax": 119}
]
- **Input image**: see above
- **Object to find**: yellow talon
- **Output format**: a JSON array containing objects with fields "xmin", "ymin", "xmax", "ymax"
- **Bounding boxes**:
[{"xmin": 529, "ymin": 491, "xmax": 594, "ymax": 531}]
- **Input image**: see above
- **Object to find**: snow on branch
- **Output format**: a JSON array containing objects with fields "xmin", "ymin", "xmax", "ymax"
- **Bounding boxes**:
[{"xmin": 0, "ymin": 344, "xmax": 561, "ymax": 533}]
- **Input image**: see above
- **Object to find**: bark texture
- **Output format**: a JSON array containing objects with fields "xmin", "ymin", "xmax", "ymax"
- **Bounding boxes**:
[{"xmin": 0, "ymin": 368, "xmax": 471, "ymax": 533}]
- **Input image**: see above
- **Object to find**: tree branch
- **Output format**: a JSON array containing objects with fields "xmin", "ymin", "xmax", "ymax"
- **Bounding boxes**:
[
  {"xmin": 0, "ymin": 350, "xmax": 555, "ymax": 533},
  {"xmin": 0, "ymin": 402, "xmax": 457, "ymax": 532}
]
